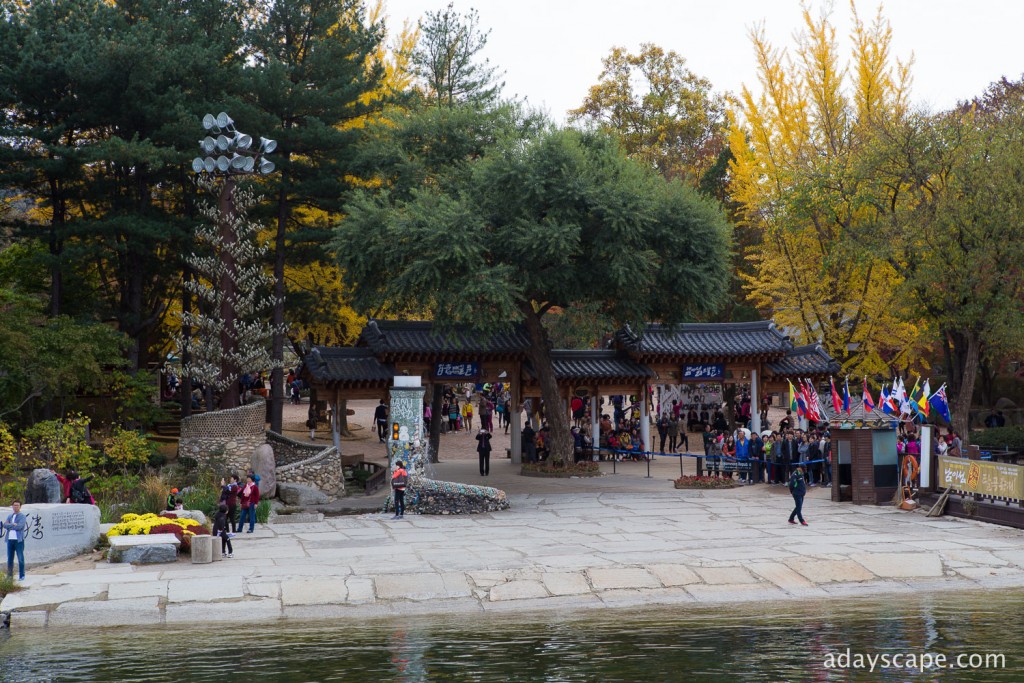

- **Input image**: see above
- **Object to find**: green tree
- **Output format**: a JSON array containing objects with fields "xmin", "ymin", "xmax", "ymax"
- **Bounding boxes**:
[
  {"xmin": 860, "ymin": 79, "xmax": 1024, "ymax": 440},
  {"xmin": 411, "ymin": 2, "xmax": 503, "ymax": 108},
  {"xmin": 569, "ymin": 43, "xmax": 725, "ymax": 184},
  {"xmin": 335, "ymin": 115, "xmax": 731, "ymax": 463},
  {"xmin": 244, "ymin": 0, "xmax": 385, "ymax": 431}
]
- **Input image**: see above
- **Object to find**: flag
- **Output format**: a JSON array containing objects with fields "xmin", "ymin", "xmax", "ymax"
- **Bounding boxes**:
[
  {"xmin": 880, "ymin": 384, "xmax": 894, "ymax": 415},
  {"xmin": 907, "ymin": 377, "xmax": 921, "ymax": 415},
  {"xmin": 917, "ymin": 379, "xmax": 931, "ymax": 417},
  {"xmin": 843, "ymin": 377, "xmax": 851, "ymax": 415},
  {"xmin": 862, "ymin": 378, "xmax": 875, "ymax": 412},
  {"xmin": 929, "ymin": 384, "xmax": 952, "ymax": 423},
  {"xmin": 830, "ymin": 378, "xmax": 842, "ymax": 413},
  {"xmin": 895, "ymin": 377, "xmax": 913, "ymax": 415},
  {"xmin": 795, "ymin": 385, "xmax": 807, "ymax": 418},
  {"xmin": 804, "ymin": 379, "xmax": 822, "ymax": 422},
  {"xmin": 788, "ymin": 380, "xmax": 800, "ymax": 416}
]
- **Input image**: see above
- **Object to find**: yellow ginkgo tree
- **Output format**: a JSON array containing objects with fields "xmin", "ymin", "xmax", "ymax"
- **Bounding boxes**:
[{"xmin": 728, "ymin": 3, "xmax": 927, "ymax": 377}]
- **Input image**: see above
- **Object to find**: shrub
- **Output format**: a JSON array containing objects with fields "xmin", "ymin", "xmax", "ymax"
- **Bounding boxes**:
[
  {"xmin": 0, "ymin": 573, "xmax": 22, "ymax": 599},
  {"xmin": 21, "ymin": 415, "xmax": 98, "ymax": 473},
  {"xmin": 102, "ymin": 427, "xmax": 155, "ymax": 472},
  {"xmin": 0, "ymin": 422, "xmax": 15, "ymax": 478},
  {"xmin": 674, "ymin": 475, "xmax": 738, "ymax": 489},
  {"xmin": 256, "ymin": 499, "xmax": 270, "ymax": 523},
  {"xmin": 968, "ymin": 426, "xmax": 1024, "ymax": 451}
]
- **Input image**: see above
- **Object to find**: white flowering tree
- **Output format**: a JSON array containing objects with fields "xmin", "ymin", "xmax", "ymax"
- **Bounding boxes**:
[{"xmin": 176, "ymin": 176, "xmax": 284, "ymax": 410}]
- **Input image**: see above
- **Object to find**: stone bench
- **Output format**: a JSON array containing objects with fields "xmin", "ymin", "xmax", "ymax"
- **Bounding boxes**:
[{"xmin": 108, "ymin": 533, "xmax": 180, "ymax": 564}]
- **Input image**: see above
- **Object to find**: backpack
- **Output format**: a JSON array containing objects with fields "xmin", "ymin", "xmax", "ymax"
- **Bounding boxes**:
[{"xmin": 70, "ymin": 484, "xmax": 90, "ymax": 504}]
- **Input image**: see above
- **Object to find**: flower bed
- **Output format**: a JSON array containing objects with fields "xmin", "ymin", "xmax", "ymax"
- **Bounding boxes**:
[
  {"xmin": 674, "ymin": 475, "xmax": 739, "ymax": 489},
  {"xmin": 521, "ymin": 461, "xmax": 602, "ymax": 478},
  {"xmin": 106, "ymin": 513, "xmax": 209, "ymax": 552}
]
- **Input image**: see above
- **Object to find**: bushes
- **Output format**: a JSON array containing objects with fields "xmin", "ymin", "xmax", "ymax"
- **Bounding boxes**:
[
  {"xmin": 969, "ymin": 426, "xmax": 1024, "ymax": 450},
  {"xmin": 256, "ymin": 499, "xmax": 270, "ymax": 523}
]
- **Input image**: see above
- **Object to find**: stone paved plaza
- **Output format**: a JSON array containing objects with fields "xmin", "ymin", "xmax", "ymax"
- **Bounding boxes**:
[{"xmin": 5, "ymin": 484, "xmax": 1024, "ymax": 629}]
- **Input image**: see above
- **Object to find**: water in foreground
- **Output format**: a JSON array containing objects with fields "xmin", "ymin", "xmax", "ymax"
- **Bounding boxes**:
[{"xmin": 2, "ymin": 589, "xmax": 1022, "ymax": 682}]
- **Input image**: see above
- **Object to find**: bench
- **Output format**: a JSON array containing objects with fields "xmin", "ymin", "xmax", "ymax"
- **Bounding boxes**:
[{"xmin": 108, "ymin": 533, "xmax": 180, "ymax": 564}]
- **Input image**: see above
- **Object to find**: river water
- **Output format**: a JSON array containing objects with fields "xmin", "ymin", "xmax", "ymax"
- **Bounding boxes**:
[{"xmin": 1, "ymin": 590, "xmax": 1021, "ymax": 682}]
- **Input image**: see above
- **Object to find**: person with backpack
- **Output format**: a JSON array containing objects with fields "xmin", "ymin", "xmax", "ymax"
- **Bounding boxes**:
[
  {"xmin": 220, "ymin": 475, "xmax": 240, "ymax": 533},
  {"xmin": 238, "ymin": 474, "xmax": 260, "ymax": 533},
  {"xmin": 69, "ymin": 476, "xmax": 94, "ymax": 505},
  {"xmin": 166, "ymin": 487, "xmax": 179, "ymax": 511},
  {"xmin": 390, "ymin": 460, "xmax": 408, "ymax": 520},
  {"xmin": 788, "ymin": 465, "xmax": 808, "ymax": 526}
]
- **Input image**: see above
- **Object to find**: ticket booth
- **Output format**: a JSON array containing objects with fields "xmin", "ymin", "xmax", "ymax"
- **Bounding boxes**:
[{"xmin": 832, "ymin": 426, "xmax": 899, "ymax": 505}]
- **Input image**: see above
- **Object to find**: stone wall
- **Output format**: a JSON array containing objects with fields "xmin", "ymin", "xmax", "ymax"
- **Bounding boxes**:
[
  {"xmin": 0, "ymin": 503, "xmax": 101, "ymax": 567},
  {"xmin": 407, "ymin": 479, "xmax": 509, "ymax": 515},
  {"xmin": 266, "ymin": 431, "xmax": 325, "ymax": 466},
  {"xmin": 178, "ymin": 400, "xmax": 267, "ymax": 473},
  {"xmin": 276, "ymin": 445, "xmax": 345, "ymax": 497}
]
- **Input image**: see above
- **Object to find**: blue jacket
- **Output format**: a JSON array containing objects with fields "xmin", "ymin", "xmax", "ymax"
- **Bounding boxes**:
[
  {"xmin": 3, "ymin": 511, "xmax": 28, "ymax": 542},
  {"xmin": 735, "ymin": 439, "xmax": 750, "ymax": 460}
]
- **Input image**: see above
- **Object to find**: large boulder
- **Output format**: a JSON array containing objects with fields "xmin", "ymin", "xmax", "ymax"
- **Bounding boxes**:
[
  {"xmin": 24, "ymin": 469, "xmax": 62, "ymax": 504},
  {"xmin": 277, "ymin": 482, "xmax": 330, "ymax": 506},
  {"xmin": 169, "ymin": 509, "xmax": 208, "ymax": 526},
  {"xmin": 251, "ymin": 443, "xmax": 277, "ymax": 498},
  {"xmin": 1, "ymin": 503, "xmax": 101, "ymax": 566}
]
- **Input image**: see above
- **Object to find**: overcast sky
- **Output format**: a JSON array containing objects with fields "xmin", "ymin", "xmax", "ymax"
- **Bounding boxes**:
[{"xmin": 385, "ymin": 0, "xmax": 1024, "ymax": 121}]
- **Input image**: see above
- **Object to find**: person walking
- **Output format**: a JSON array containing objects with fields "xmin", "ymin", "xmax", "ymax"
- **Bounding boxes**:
[
  {"xmin": 788, "ymin": 465, "xmax": 808, "ymax": 526},
  {"xmin": 212, "ymin": 502, "xmax": 233, "ymax": 558},
  {"xmin": 4, "ymin": 500, "xmax": 28, "ymax": 581},
  {"xmin": 657, "ymin": 414, "xmax": 669, "ymax": 453},
  {"xmin": 476, "ymin": 428, "xmax": 493, "ymax": 476},
  {"xmin": 374, "ymin": 400, "xmax": 388, "ymax": 443},
  {"xmin": 238, "ymin": 475, "xmax": 260, "ymax": 533},
  {"xmin": 391, "ymin": 460, "xmax": 408, "ymax": 519},
  {"xmin": 462, "ymin": 400, "xmax": 474, "ymax": 433},
  {"xmin": 480, "ymin": 398, "xmax": 493, "ymax": 433},
  {"xmin": 521, "ymin": 423, "xmax": 537, "ymax": 463}
]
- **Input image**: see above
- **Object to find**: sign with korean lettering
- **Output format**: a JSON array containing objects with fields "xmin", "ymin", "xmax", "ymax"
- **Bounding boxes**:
[
  {"xmin": 433, "ymin": 362, "xmax": 480, "ymax": 379},
  {"xmin": 681, "ymin": 364, "xmax": 724, "ymax": 381},
  {"xmin": 938, "ymin": 455, "xmax": 1024, "ymax": 501}
]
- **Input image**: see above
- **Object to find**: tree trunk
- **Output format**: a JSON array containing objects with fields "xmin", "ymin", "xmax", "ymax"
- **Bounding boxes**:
[
  {"xmin": 47, "ymin": 177, "xmax": 64, "ymax": 317},
  {"xmin": 952, "ymin": 330, "xmax": 980, "ymax": 444},
  {"xmin": 428, "ymin": 383, "xmax": 443, "ymax": 463},
  {"xmin": 179, "ymin": 268, "xmax": 193, "ymax": 419},
  {"xmin": 338, "ymin": 398, "xmax": 353, "ymax": 437},
  {"xmin": 269, "ymin": 187, "xmax": 288, "ymax": 432},
  {"xmin": 722, "ymin": 382, "xmax": 737, "ymax": 429},
  {"xmin": 218, "ymin": 179, "xmax": 240, "ymax": 409},
  {"xmin": 520, "ymin": 302, "xmax": 572, "ymax": 464},
  {"xmin": 979, "ymin": 358, "xmax": 996, "ymax": 408}
]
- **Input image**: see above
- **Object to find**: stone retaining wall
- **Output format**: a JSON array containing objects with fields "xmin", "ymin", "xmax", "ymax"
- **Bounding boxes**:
[
  {"xmin": 276, "ymin": 445, "xmax": 345, "ymax": 496},
  {"xmin": 266, "ymin": 431, "xmax": 324, "ymax": 467},
  {"xmin": 178, "ymin": 401, "xmax": 267, "ymax": 473}
]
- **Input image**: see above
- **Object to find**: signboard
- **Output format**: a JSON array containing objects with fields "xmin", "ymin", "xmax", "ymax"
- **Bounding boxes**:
[
  {"xmin": 681, "ymin": 364, "xmax": 724, "ymax": 381},
  {"xmin": 433, "ymin": 362, "xmax": 480, "ymax": 380},
  {"xmin": 938, "ymin": 455, "xmax": 1024, "ymax": 501}
]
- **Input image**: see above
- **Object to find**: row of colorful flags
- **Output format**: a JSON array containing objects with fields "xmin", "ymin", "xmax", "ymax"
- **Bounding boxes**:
[{"xmin": 787, "ymin": 377, "xmax": 953, "ymax": 424}]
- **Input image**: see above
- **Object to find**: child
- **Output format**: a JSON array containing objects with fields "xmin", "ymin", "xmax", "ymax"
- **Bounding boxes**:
[
  {"xmin": 166, "ymin": 488, "xmax": 179, "ymax": 511},
  {"xmin": 212, "ymin": 502, "xmax": 233, "ymax": 558}
]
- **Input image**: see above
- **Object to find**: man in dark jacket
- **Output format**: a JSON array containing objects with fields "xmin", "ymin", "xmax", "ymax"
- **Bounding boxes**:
[
  {"xmin": 750, "ymin": 432, "xmax": 764, "ymax": 484},
  {"xmin": 788, "ymin": 466, "xmax": 808, "ymax": 525},
  {"xmin": 374, "ymin": 400, "xmax": 388, "ymax": 442},
  {"xmin": 476, "ymin": 429, "xmax": 493, "ymax": 476},
  {"xmin": 521, "ymin": 423, "xmax": 537, "ymax": 463}
]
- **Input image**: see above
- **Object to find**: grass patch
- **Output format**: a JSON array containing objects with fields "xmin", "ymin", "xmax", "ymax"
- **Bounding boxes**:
[{"xmin": 0, "ymin": 573, "xmax": 23, "ymax": 599}]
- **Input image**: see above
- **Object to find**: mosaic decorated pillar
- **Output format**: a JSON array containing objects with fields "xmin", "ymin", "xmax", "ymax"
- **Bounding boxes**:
[{"xmin": 388, "ymin": 376, "xmax": 426, "ymax": 479}]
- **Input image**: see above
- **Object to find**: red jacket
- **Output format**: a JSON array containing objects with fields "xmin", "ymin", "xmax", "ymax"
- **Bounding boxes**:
[{"xmin": 240, "ymin": 483, "xmax": 260, "ymax": 509}]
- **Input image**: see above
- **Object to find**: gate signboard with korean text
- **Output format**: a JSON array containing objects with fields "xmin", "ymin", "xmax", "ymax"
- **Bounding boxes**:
[
  {"xmin": 433, "ymin": 362, "xmax": 480, "ymax": 380},
  {"xmin": 681, "ymin": 364, "xmax": 724, "ymax": 381},
  {"xmin": 938, "ymin": 455, "xmax": 1024, "ymax": 501}
]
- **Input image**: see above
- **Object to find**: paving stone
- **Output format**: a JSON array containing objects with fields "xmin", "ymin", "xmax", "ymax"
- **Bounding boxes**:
[
  {"xmin": 9, "ymin": 611, "xmax": 48, "ymax": 629},
  {"xmin": 489, "ymin": 580, "xmax": 548, "ymax": 601},
  {"xmin": 0, "ymin": 584, "xmax": 105, "ymax": 612},
  {"xmin": 784, "ymin": 558, "xmax": 876, "ymax": 583},
  {"xmin": 685, "ymin": 583, "xmax": 787, "ymax": 603},
  {"xmin": 281, "ymin": 577, "xmax": 347, "ymax": 606},
  {"xmin": 166, "ymin": 598, "xmax": 282, "ymax": 624},
  {"xmin": 246, "ymin": 581, "xmax": 281, "ymax": 599},
  {"xmin": 586, "ymin": 567, "xmax": 659, "ymax": 590},
  {"xmin": 467, "ymin": 571, "xmax": 506, "ymax": 588},
  {"xmin": 746, "ymin": 562, "xmax": 824, "ymax": 595},
  {"xmin": 107, "ymin": 580, "xmax": 168, "ymax": 600},
  {"xmin": 440, "ymin": 573, "xmax": 472, "ymax": 598},
  {"xmin": 851, "ymin": 552, "xmax": 944, "ymax": 578},
  {"xmin": 346, "ymin": 577, "xmax": 375, "ymax": 603},
  {"xmin": 541, "ymin": 572, "xmax": 590, "ymax": 596},
  {"xmin": 374, "ymin": 573, "xmax": 448, "ymax": 601},
  {"xmin": 167, "ymin": 576, "xmax": 245, "ymax": 602},
  {"xmin": 648, "ymin": 564, "xmax": 700, "ymax": 587},
  {"xmin": 49, "ymin": 598, "xmax": 162, "ymax": 627},
  {"xmin": 693, "ymin": 566, "xmax": 756, "ymax": 585}
]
